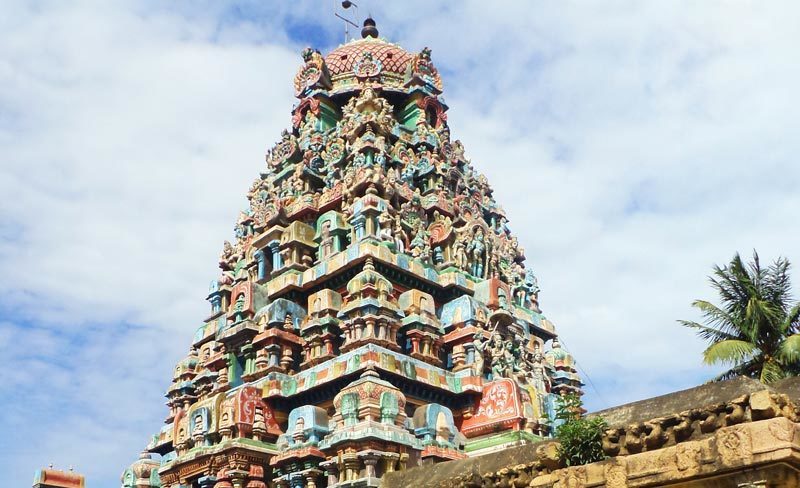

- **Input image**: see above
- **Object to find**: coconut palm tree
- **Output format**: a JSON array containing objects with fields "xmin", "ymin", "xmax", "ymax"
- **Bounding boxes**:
[{"xmin": 680, "ymin": 251, "xmax": 800, "ymax": 384}]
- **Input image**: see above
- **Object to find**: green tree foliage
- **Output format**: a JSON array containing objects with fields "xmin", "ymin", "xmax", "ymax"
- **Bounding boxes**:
[
  {"xmin": 680, "ymin": 251, "xmax": 800, "ymax": 384},
  {"xmin": 554, "ymin": 393, "xmax": 607, "ymax": 466}
]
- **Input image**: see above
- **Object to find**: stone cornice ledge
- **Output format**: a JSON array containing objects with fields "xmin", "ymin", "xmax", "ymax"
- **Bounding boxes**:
[{"xmin": 381, "ymin": 379, "xmax": 800, "ymax": 487}]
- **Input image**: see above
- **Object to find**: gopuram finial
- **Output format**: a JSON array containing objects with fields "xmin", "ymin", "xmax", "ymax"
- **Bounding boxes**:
[{"xmin": 361, "ymin": 17, "xmax": 379, "ymax": 38}]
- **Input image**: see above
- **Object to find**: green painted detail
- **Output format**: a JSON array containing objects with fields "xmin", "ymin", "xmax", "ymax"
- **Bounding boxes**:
[
  {"xmin": 379, "ymin": 391, "xmax": 399, "ymax": 424},
  {"xmin": 446, "ymin": 374, "xmax": 460, "ymax": 392},
  {"xmin": 228, "ymin": 354, "xmax": 245, "ymax": 388},
  {"xmin": 236, "ymin": 437, "xmax": 279, "ymax": 451},
  {"xmin": 241, "ymin": 343, "xmax": 255, "ymax": 375},
  {"xmin": 317, "ymin": 98, "xmax": 341, "ymax": 129},
  {"xmin": 346, "ymin": 353, "xmax": 361, "ymax": 373},
  {"xmin": 464, "ymin": 430, "xmax": 542, "ymax": 453},
  {"xmin": 341, "ymin": 392, "xmax": 359, "ymax": 427},
  {"xmin": 401, "ymin": 359, "xmax": 417, "ymax": 380},
  {"xmin": 399, "ymin": 99, "xmax": 422, "ymax": 129},
  {"xmin": 281, "ymin": 377, "xmax": 298, "ymax": 396}
]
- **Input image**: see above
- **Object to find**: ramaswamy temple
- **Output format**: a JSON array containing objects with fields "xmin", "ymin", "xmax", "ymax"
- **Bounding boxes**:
[
  {"xmin": 119, "ymin": 19, "xmax": 580, "ymax": 488},
  {"xmin": 112, "ymin": 18, "xmax": 800, "ymax": 488}
]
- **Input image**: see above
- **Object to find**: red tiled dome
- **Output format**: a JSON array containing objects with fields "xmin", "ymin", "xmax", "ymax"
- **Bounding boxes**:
[{"xmin": 325, "ymin": 38, "xmax": 413, "ymax": 77}]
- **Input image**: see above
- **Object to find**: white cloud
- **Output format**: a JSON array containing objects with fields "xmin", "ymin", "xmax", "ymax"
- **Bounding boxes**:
[{"xmin": 2, "ymin": 1, "xmax": 799, "ymax": 485}]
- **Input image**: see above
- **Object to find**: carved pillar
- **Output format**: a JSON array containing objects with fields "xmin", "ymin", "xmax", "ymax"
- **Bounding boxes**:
[
  {"xmin": 342, "ymin": 451, "xmax": 359, "ymax": 481},
  {"xmin": 359, "ymin": 451, "xmax": 380, "ymax": 479},
  {"xmin": 352, "ymin": 215, "xmax": 366, "ymax": 240},
  {"xmin": 217, "ymin": 349, "xmax": 230, "ymax": 387},
  {"xmin": 383, "ymin": 452, "xmax": 400, "ymax": 473},
  {"xmin": 280, "ymin": 345, "xmax": 293, "ymax": 372},
  {"xmin": 365, "ymin": 318, "xmax": 376, "ymax": 338},
  {"xmin": 192, "ymin": 424, "xmax": 204, "ymax": 446},
  {"xmin": 240, "ymin": 343, "xmax": 255, "ymax": 377},
  {"xmin": 268, "ymin": 241, "xmax": 282, "ymax": 270},
  {"xmin": 422, "ymin": 337, "xmax": 432, "ymax": 356},
  {"xmin": 320, "ymin": 459, "xmax": 338, "ymax": 487},
  {"xmin": 211, "ymin": 295, "xmax": 222, "ymax": 314},
  {"xmin": 246, "ymin": 465, "xmax": 267, "ymax": 488},
  {"xmin": 304, "ymin": 469, "xmax": 321, "ymax": 488},
  {"xmin": 254, "ymin": 249, "xmax": 267, "ymax": 281},
  {"xmin": 398, "ymin": 453, "xmax": 408, "ymax": 470},
  {"xmin": 228, "ymin": 469, "xmax": 248, "ymax": 488},
  {"xmin": 255, "ymin": 349, "xmax": 268, "ymax": 372},
  {"xmin": 198, "ymin": 476, "xmax": 217, "ymax": 488},
  {"xmin": 377, "ymin": 319, "xmax": 388, "ymax": 340},
  {"xmin": 288, "ymin": 472, "xmax": 305, "ymax": 488},
  {"xmin": 266, "ymin": 344, "xmax": 281, "ymax": 371},
  {"xmin": 410, "ymin": 336, "xmax": 421, "ymax": 355}
]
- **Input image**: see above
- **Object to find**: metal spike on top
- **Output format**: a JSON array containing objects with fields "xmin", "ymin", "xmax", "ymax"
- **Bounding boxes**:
[{"xmin": 336, "ymin": 0, "xmax": 360, "ymax": 43}]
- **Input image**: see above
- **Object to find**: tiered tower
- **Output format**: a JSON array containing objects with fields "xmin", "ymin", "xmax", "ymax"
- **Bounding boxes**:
[
  {"xmin": 33, "ymin": 467, "xmax": 85, "ymax": 488},
  {"xmin": 122, "ymin": 20, "xmax": 582, "ymax": 488}
]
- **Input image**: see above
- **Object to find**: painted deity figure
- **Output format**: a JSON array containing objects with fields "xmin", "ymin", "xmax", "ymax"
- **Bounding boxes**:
[
  {"xmin": 467, "ymin": 227, "xmax": 487, "ymax": 278},
  {"xmin": 488, "ymin": 333, "xmax": 506, "ymax": 379},
  {"xmin": 410, "ymin": 221, "xmax": 431, "ymax": 263},
  {"xmin": 319, "ymin": 221, "xmax": 335, "ymax": 259},
  {"xmin": 516, "ymin": 268, "xmax": 540, "ymax": 308},
  {"xmin": 232, "ymin": 293, "xmax": 247, "ymax": 323},
  {"xmin": 306, "ymin": 134, "xmax": 325, "ymax": 172},
  {"xmin": 471, "ymin": 333, "xmax": 488, "ymax": 376},
  {"xmin": 353, "ymin": 152, "xmax": 368, "ymax": 168},
  {"xmin": 453, "ymin": 235, "xmax": 467, "ymax": 270},
  {"xmin": 393, "ymin": 214, "xmax": 407, "ymax": 254},
  {"xmin": 192, "ymin": 414, "xmax": 204, "ymax": 443},
  {"xmin": 384, "ymin": 167, "xmax": 398, "ymax": 204},
  {"xmin": 498, "ymin": 290, "xmax": 509, "ymax": 310},
  {"xmin": 279, "ymin": 179, "xmax": 292, "ymax": 198},
  {"xmin": 324, "ymin": 165, "xmax": 340, "ymax": 189},
  {"xmin": 292, "ymin": 164, "xmax": 306, "ymax": 195},
  {"xmin": 378, "ymin": 211, "xmax": 395, "ymax": 247},
  {"xmin": 502, "ymin": 337, "xmax": 521, "ymax": 378},
  {"xmin": 219, "ymin": 240, "xmax": 236, "ymax": 271},
  {"xmin": 529, "ymin": 351, "xmax": 550, "ymax": 396},
  {"xmin": 528, "ymin": 349, "xmax": 551, "ymax": 422}
]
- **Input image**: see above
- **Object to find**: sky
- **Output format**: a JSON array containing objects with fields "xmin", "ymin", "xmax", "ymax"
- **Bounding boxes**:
[{"xmin": 2, "ymin": 0, "xmax": 799, "ymax": 485}]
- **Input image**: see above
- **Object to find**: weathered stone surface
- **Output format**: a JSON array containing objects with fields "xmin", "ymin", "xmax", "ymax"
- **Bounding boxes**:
[
  {"xmin": 589, "ymin": 376, "xmax": 768, "ymax": 428},
  {"xmin": 381, "ymin": 377, "xmax": 800, "ymax": 488},
  {"xmin": 383, "ymin": 416, "xmax": 800, "ymax": 488},
  {"xmin": 381, "ymin": 440, "xmax": 558, "ymax": 488},
  {"xmin": 773, "ymin": 376, "xmax": 800, "ymax": 405}
]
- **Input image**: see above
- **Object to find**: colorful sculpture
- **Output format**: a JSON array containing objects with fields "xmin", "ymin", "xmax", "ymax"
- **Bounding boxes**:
[
  {"xmin": 121, "ymin": 21, "xmax": 582, "ymax": 488},
  {"xmin": 33, "ymin": 467, "xmax": 86, "ymax": 488}
]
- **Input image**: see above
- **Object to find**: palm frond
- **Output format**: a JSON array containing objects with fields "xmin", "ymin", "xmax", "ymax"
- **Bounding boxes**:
[
  {"xmin": 678, "ymin": 320, "xmax": 738, "ymax": 343},
  {"xmin": 686, "ymin": 251, "xmax": 799, "ymax": 385},
  {"xmin": 778, "ymin": 334, "xmax": 800, "ymax": 365},
  {"xmin": 782, "ymin": 303, "xmax": 800, "ymax": 335},
  {"xmin": 702, "ymin": 339, "xmax": 757, "ymax": 366},
  {"xmin": 690, "ymin": 300, "xmax": 743, "ymax": 337},
  {"xmin": 765, "ymin": 256, "xmax": 792, "ymax": 313},
  {"xmin": 760, "ymin": 358, "xmax": 785, "ymax": 384},
  {"xmin": 710, "ymin": 358, "xmax": 760, "ymax": 382}
]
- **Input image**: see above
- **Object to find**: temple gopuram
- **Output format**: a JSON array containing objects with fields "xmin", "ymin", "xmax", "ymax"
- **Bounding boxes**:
[
  {"xmin": 33, "ymin": 466, "xmax": 85, "ymax": 488},
  {"xmin": 120, "ymin": 19, "xmax": 584, "ymax": 488}
]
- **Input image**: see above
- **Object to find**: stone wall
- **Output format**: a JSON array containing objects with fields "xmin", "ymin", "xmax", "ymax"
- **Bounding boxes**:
[{"xmin": 382, "ymin": 377, "xmax": 800, "ymax": 487}]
